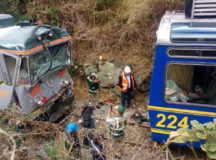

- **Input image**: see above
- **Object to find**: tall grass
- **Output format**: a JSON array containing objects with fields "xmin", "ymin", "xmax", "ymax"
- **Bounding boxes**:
[{"xmin": 1, "ymin": 0, "xmax": 184, "ymax": 71}]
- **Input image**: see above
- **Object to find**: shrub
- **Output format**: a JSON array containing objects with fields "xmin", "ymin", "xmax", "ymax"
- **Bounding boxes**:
[{"xmin": 166, "ymin": 119, "xmax": 216, "ymax": 160}]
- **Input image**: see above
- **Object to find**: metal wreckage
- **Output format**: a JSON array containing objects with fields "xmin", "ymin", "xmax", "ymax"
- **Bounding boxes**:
[{"xmin": 0, "ymin": 14, "xmax": 74, "ymax": 122}]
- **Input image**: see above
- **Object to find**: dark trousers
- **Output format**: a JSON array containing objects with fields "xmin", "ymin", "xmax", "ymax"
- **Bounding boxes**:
[{"xmin": 121, "ymin": 88, "xmax": 132, "ymax": 107}]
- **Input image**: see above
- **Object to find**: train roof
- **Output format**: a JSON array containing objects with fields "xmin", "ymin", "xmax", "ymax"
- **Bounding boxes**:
[
  {"xmin": 157, "ymin": 11, "xmax": 216, "ymax": 46},
  {"xmin": 0, "ymin": 24, "xmax": 71, "ymax": 56},
  {"xmin": 0, "ymin": 14, "xmax": 15, "ymax": 28}
]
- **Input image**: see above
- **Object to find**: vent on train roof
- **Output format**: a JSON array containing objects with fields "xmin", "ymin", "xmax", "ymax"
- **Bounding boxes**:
[
  {"xmin": 184, "ymin": 0, "xmax": 216, "ymax": 18},
  {"xmin": 185, "ymin": 0, "xmax": 216, "ymax": 18},
  {"xmin": 193, "ymin": 0, "xmax": 216, "ymax": 18}
]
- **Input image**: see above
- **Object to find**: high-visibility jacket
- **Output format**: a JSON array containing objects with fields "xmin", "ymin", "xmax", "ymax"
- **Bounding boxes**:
[
  {"xmin": 118, "ymin": 73, "xmax": 135, "ymax": 92},
  {"xmin": 87, "ymin": 73, "xmax": 100, "ymax": 94}
]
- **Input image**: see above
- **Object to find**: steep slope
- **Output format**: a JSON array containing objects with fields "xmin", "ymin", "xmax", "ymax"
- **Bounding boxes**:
[{"xmin": 1, "ymin": 0, "xmax": 183, "ymax": 75}]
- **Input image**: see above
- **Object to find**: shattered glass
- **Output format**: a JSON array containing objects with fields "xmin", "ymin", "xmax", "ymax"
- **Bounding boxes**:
[
  {"xmin": 49, "ymin": 43, "xmax": 70, "ymax": 69},
  {"xmin": 30, "ymin": 50, "xmax": 51, "ymax": 83}
]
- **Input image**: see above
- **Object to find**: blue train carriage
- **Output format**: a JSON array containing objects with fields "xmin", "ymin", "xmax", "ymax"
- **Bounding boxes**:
[{"xmin": 148, "ymin": 11, "xmax": 216, "ymax": 146}]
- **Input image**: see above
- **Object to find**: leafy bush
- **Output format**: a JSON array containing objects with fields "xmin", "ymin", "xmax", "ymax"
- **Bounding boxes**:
[
  {"xmin": 48, "ymin": 6, "xmax": 58, "ymax": 25},
  {"xmin": 0, "ymin": 0, "xmax": 29, "ymax": 22},
  {"xmin": 167, "ymin": 119, "xmax": 216, "ymax": 160},
  {"xmin": 67, "ymin": 61, "xmax": 80, "ymax": 76}
]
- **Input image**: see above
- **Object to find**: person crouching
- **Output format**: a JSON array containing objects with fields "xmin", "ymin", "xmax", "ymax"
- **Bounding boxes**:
[
  {"xmin": 65, "ymin": 123, "xmax": 80, "ymax": 158},
  {"xmin": 90, "ymin": 134, "xmax": 106, "ymax": 160},
  {"xmin": 106, "ymin": 105, "xmax": 126, "ymax": 139}
]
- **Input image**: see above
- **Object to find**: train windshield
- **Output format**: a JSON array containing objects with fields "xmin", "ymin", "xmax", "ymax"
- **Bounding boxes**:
[
  {"xmin": 48, "ymin": 42, "xmax": 71, "ymax": 70},
  {"xmin": 165, "ymin": 63, "xmax": 216, "ymax": 106},
  {"xmin": 29, "ymin": 42, "xmax": 71, "ymax": 84}
]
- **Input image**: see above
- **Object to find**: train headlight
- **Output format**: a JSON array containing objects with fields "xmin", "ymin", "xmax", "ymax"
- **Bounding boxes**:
[
  {"xmin": 48, "ymin": 31, "xmax": 53, "ymax": 37},
  {"xmin": 61, "ymin": 80, "xmax": 69, "ymax": 87},
  {"xmin": 35, "ymin": 98, "xmax": 44, "ymax": 106},
  {"xmin": 35, "ymin": 96, "xmax": 47, "ymax": 106},
  {"xmin": 37, "ymin": 35, "xmax": 42, "ymax": 41}
]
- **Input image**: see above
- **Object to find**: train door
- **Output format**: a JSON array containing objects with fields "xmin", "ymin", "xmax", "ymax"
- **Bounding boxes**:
[{"xmin": 0, "ymin": 54, "xmax": 20, "ymax": 109}]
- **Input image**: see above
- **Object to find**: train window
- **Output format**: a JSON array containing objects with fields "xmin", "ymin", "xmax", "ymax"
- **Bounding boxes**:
[
  {"xmin": 0, "ymin": 66, "xmax": 4, "ymax": 82},
  {"xmin": 17, "ymin": 57, "xmax": 29, "ymax": 85},
  {"xmin": 30, "ymin": 50, "xmax": 51, "ymax": 83},
  {"xmin": 4, "ymin": 55, "xmax": 16, "ymax": 84},
  {"xmin": 169, "ymin": 49, "xmax": 216, "ymax": 58},
  {"xmin": 165, "ymin": 63, "xmax": 216, "ymax": 106},
  {"xmin": 48, "ymin": 42, "xmax": 70, "ymax": 69},
  {"xmin": 171, "ymin": 22, "xmax": 216, "ymax": 43}
]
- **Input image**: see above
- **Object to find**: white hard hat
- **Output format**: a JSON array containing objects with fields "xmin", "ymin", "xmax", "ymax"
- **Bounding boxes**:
[{"xmin": 124, "ymin": 66, "xmax": 131, "ymax": 73}]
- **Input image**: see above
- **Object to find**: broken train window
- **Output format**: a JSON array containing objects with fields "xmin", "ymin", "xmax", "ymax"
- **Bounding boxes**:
[{"xmin": 165, "ymin": 63, "xmax": 216, "ymax": 106}]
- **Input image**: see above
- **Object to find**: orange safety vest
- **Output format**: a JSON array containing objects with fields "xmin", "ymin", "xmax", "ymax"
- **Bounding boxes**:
[{"xmin": 119, "ymin": 73, "xmax": 135, "ymax": 92}]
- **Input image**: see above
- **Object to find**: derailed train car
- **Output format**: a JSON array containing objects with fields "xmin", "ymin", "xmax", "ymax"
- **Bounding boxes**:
[
  {"xmin": 148, "ymin": 0, "xmax": 216, "ymax": 147},
  {"xmin": 0, "ymin": 14, "xmax": 74, "ymax": 122}
]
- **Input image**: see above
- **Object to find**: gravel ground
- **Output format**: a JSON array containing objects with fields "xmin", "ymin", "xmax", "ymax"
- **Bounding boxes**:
[
  {"xmin": 64, "ymin": 92, "xmax": 206, "ymax": 160},
  {"xmin": 0, "ymin": 78, "xmax": 206, "ymax": 160},
  {"xmin": 64, "ymin": 99, "xmax": 166, "ymax": 160}
]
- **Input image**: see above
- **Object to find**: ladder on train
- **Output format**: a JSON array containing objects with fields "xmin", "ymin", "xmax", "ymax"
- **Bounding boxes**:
[{"xmin": 191, "ymin": 0, "xmax": 216, "ymax": 18}]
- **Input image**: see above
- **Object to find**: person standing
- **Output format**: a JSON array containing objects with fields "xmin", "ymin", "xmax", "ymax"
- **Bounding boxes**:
[
  {"xmin": 87, "ymin": 70, "xmax": 100, "ymax": 107},
  {"xmin": 118, "ymin": 66, "xmax": 136, "ymax": 108}
]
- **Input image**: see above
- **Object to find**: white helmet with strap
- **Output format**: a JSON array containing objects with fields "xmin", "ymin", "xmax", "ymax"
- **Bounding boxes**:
[{"xmin": 124, "ymin": 66, "xmax": 131, "ymax": 73}]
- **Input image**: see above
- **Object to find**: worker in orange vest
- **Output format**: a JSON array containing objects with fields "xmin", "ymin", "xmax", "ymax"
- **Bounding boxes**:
[{"xmin": 118, "ymin": 66, "xmax": 136, "ymax": 108}]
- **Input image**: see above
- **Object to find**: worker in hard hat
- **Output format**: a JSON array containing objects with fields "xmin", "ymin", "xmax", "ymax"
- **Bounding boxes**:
[
  {"xmin": 118, "ymin": 66, "xmax": 136, "ymax": 108},
  {"xmin": 106, "ymin": 105, "xmax": 126, "ymax": 139},
  {"xmin": 65, "ymin": 123, "xmax": 80, "ymax": 158},
  {"xmin": 87, "ymin": 70, "xmax": 100, "ymax": 107}
]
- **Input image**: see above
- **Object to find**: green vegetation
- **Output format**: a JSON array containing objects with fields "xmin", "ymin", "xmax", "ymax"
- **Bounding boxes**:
[
  {"xmin": 36, "ymin": 138, "xmax": 76, "ymax": 160},
  {"xmin": 167, "ymin": 119, "xmax": 216, "ymax": 160},
  {"xmin": 0, "ymin": 0, "xmax": 184, "ymax": 70},
  {"xmin": 0, "ymin": 0, "xmax": 29, "ymax": 22},
  {"xmin": 48, "ymin": 6, "xmax": 58, "ymax": 26},
  {"xmin": 96, "ymin": 0, "xmax": 122, "ymax": 9},
  {"xmin": 67, "ymin": 61, "xmax": 80, "ymax": 75},
  {"xmin": 0, "ymin": 81, "xmax": 5, "ymax": 85}
]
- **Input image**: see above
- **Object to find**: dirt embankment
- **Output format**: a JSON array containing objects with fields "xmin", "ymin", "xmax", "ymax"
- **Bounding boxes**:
[{"xmin": 1, "ymin": 0, "xmax": 184, "ymax": 75}]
